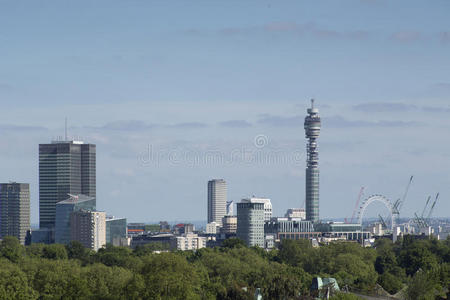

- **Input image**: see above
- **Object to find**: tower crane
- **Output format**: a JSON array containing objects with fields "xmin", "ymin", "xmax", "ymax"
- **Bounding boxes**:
[
  {"xmin": 415, "ymin": 193, "xmax": 439, "ymax": 228},
  {"xmin": 393, "ymin": 175, "xmax": 413, "ymax": 215},
  {"xmin": 426, "ymin": 193, "xmax": 439, "ymax": 223}
]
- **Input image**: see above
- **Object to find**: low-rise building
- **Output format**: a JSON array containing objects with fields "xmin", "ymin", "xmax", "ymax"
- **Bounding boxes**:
[
  {"xmin": 284, "ymin": 208, "xmax": 306, "ymax": 220},
  {"xmin": 176, "ymin": 233, "xmax": 206, "ymax": 251},
  {"xmin": 206, "ymin": 222, "xmax": 219, "ymax": 234}
]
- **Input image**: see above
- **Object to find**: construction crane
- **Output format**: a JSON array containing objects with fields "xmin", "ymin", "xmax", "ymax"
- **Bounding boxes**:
[
  {"xmin": 421, "ymin": 195, "xmax": 432, "ymax": 218},
  {"xmin": 415, "ymin": 193, "xmax": 439, "ymax": 228},
  {"xmin": 347, "ymin": 187, "xmax": 365, "ymax": 224},
  {"xmin": 426, "ymin": 193, "xmax": 439, "ymax": 222},
  {"xmin": 378, "ymin": 214, "xmax": 388, "ymax": 229},
  {"xmin": 393, "ymin": 175, "xmax": 414, "ymax": 214}
]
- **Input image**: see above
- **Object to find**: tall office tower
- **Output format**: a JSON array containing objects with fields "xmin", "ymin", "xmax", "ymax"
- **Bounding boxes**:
[
  {"xmin": 54, "ymin": 194, "xmax": 96, "ymax": 245},
  {"xmin": 39, "ymin": 140, "xmax": 96, "ymax": 229},
  {"xmin": 304, "ymin": 99, "xmax": 321, "ymax": 223},
  {"xmin": 207, "ymin": 179, "xmax": 227, "ymax": 226},
  {"xmin": 241, "ymin": 197, "xmax": 272, "ymax": 221},
  {"xmin": 236, "ymin": 201, "xmax": 264, "ymax": 247},
  {"xmin": 70, "ymin": 210, "xmax": 106, "ymax": 251},
  {"xmin": 0, "ymin": 183, "xmax": 30, "ymax": 244}
]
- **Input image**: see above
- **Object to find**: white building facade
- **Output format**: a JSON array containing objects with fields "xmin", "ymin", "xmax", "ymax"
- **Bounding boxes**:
[
  {"xmin": 176, "ymin": 233, "xmax": 207, "ymax": 251},
  {"xmin": 241, "ymin": 197, "xmax": 272, "ymax": 222}
]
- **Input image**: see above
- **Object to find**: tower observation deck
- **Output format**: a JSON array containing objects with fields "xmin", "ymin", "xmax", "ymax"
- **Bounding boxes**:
[{"xmin": 304, "ymin": 99, "xmax": 321, "ymax": 222}]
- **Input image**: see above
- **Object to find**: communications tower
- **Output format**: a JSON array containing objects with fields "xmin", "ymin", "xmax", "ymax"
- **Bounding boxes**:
[{"xmin": 304, "ymin": 99, "xmax": 321, "ymax": 222}]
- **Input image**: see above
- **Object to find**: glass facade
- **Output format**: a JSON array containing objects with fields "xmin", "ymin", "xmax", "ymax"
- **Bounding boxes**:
[
  {"xmin": 54, "ymin": 195, "xmax": 96, "ymax": 244},
  {"xmin": 106, "ymin": 218, "xmax": 127, "ymax": 245},
  {"xmin": 39, "ymin": 141, "xmax": 96, "ymax": 229}
]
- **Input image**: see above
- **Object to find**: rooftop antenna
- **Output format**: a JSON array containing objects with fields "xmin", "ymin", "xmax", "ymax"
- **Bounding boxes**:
[
  {"xmin": 311, "ymin": 98, "xmax": 315, "ymax": 109},
  {"xmin": 65, "ymin": 117, "xmax": 68, "ymax": 141}
]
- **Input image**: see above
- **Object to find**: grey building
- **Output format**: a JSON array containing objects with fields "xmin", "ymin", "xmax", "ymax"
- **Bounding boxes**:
[
  {"xmin": 39, "ymin": 140, "xmax": 96, "ymax": 229},
  {"xmin": 236, "ymin": 201, "xmax": 264, "ymax": 247},
  {"xmin": 70, "ymin": 210, "xmax": 106, "ymax": 251},
  {"xmin": 207, "ymin": 179, "xmax": 227, "ymax": 226},
  {"xmin": 55, "ymin": 194, "xmax": 96, "ymax": 244},
  {"xmin": 106, "ymin": 217, "xmax": 127, "ymax": 246},
  {"xmin": 0, "ymin": 183, "xmax": 30, "ymax": 244},
  {"xmin": 304, "ymin": 99, "xmax": 321, "ymax": 222}
]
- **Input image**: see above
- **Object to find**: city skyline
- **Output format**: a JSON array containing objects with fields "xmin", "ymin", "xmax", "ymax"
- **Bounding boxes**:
[{"xmin": 1, "ymin": 1, "xmax": 450, "ymax": 222}]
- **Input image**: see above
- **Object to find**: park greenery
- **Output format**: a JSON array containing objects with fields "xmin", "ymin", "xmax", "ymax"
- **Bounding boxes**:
[{"xmin": 0, "ymin": 235, "xmax": 448, "ymax": 299}]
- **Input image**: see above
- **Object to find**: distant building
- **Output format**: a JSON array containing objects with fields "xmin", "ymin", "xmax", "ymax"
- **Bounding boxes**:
[
  {"xmin": 55, "ymin": 194, "xmax": 96, "ymax": 244},
  {"xmin": 159, "ymin": 221, "xmax": 171, "ymax": 232},
  {"xmin": 236, "ymin": 201, "xmax": 264, "ymax": 247},
  {"xmin": 206, "ymin": 222, "xmax": 219, "ymax": 234},
  {"xmin": 175, "ymin": 233, "xmax": 206, "ymax": 251},
  {"xmin": 127, "ymin": 223, "xmax": 146, "ymax": 235},
  {"xmin": 106, "ymin": 217, "xmax": 127, "ymax": 246},
  {"xmin": 31, "ymin": 228, "xmax": 53, "ymax": 244},
  {"xmin": 366, "ymin": 223, "xmax": 384, "ymax": 236},
  {"xmin": 241, "ymin": 197, "xmax": 272, "ymax": 221},
  {"xmin": 39, "ymin": 140, "xmax": 96, "ymax": 230},
  {"xmin": 316, "ymin": 222, "xmax": 370, "ymax": 241},
  {"xmin": 284, "ymin": 208, "xmax": 306, "ymax": 220},
  {"xmin": 70, "ymin": 210, "xmax": 106, "ymax": 251},
  {"xmin": 208, "ymin": 179, "xmax": 227, "ymax": 226},
  {"xmin": 0, "ymin": 183, "xmax": 30, "ymax": 244},
  {"xmin": 174, "ymin": 223, "xmax": 195, "ymax": 235},
  {"xmin": 131, "ymin": 233, "xmax": 174, "ymax": 249},
  {"xmin": 221, "ymin": 215, "xmax": 237, "ymax": 234},
  {"xmin": 265, "ymin": 218, "xmax": 319, "ymax": 240}
]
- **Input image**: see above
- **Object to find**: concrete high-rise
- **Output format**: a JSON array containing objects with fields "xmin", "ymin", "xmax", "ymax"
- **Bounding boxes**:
[
  {"xmin": 0, "ymin": 183, "xmax": 30, "ymax": 244},
  {"xmin": 70, "ymin": 210, "xmax": 106, "ymax": 251},
  {"xmin": 39, "ymin": 140, "xmax": 96, "ymax": 229},
  {"xmin": 236, "ymin": 201, "xmax": 264, "ymax": 247},
  {"xmin": 241, "ymin": 197, "xmax": 272, "ymax": 221},
  {"xmin": 304, "ymin": 99, "xmax": 321, "ymax": 223},
  {"xmin": 207, "ymin": 179, "xmax": 227, "ymax": 226}
]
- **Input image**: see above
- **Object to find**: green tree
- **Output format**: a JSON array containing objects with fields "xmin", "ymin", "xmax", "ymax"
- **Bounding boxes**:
[
  {"xmin": 0, "ymin": 259, "xmax": 38, "ymax": 300},
  {"xmin": 0, "ymin": 236, "xmax": 24, "ymax": 262},
  {"xmin": 377, "ymin": 272, "xmax": 403, "ymax": 294},
  {"xmin": 221, "ymin": 238, "xmax": 247, "ymax": 249},
  {"xmin": 140, "ymin": 253, "xmax": 203, "ymax": 299},
  {"xmin": 66, "ymin": 241, "xmax": 91, "ymax": 262},
  {"xmin": 42, "ymin": 244, "xmax": 68, "ymax": 260}
]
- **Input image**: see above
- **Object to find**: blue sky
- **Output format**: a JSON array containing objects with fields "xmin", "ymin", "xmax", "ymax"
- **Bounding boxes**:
[{"xmin": 1, "ymin": 0, "xmax": 449, "ymax": 223}]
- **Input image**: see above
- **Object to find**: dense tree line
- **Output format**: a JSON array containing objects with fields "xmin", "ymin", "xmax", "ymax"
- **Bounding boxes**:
[{"xmin": 0, "ymin": 235, "xmax": 448, "ymax": 299}]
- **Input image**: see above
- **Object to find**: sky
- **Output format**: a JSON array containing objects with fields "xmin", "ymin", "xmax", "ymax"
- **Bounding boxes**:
[{"xmin": 0, "ymin": 0, "xmax": 449, "ymax": 224}]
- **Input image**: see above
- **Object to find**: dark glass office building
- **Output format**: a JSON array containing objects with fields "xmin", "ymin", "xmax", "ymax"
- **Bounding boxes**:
[
  {"xmin": 0, "ymin": 182, "xmax": 30, "ymax": 244},
  {"xmin": 39, "ymin": 141, "xmax": 96, "ymax": 229},
  {"xmin": 55, "ymin": 194, "xmax": 96, "ymax": 244}
]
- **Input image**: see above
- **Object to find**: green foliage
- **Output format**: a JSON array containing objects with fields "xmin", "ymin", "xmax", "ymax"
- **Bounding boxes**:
[
  {"xmin": 0, "ymin": 259, "xmax": 37, "ymax": 300},
  {"xmin": 220, "ymin": 237, "xmax": 246, "ymax": 249},
  {"xmin": 42, "ymin": 244, "xmax": 68, "ymax": 260},
  {"xmin": 0, "ymin": 236, "xmax": 25, "ymax": 262},
  {"xmin": 377, "ymin": 272, "xmax": 404, "ymax": 294},
  {"xmin": 66, "ymin": 241, "xmax": 91, "ymax": 262},
  {"xmin": 330, "ymin": 292, "xmax": 364, "ymax": 299},
  {"xmin": 133, "ymin": 242, "xmax": 170, "ymax": 256},
  {"xmin": 0, "ymin": 235, "xmax": 448, "ymax": 298}
]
